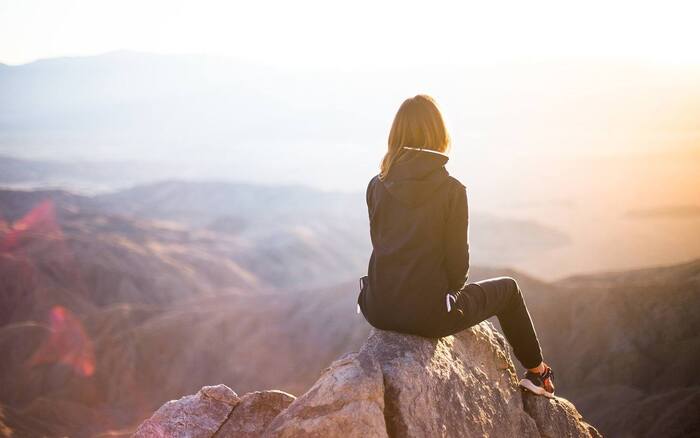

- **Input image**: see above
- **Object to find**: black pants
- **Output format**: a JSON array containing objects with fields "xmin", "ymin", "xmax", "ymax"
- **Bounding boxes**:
[{"xmin": 448, "ymin": 276, "xmax": 543, "ymax": 369}]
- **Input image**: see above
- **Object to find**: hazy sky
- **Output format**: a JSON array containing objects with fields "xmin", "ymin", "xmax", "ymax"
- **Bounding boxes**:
[
  {"xmin": 2, "ymin": 0, "xmax": 700, "ymax": 68},
  {"xmin": 1, "ymin": 0, "xmax": 698, "ymax": 196}
]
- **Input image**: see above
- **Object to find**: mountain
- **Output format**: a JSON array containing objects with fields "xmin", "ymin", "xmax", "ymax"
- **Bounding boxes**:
[
  {"xmin": 0, "ymin": 155, "xmax": 178, "ymax": 193},
  {"xmin": 0, "ymin": 189, "xmax": 264, "ymax": 325},
  {"xmin": 528, "ymin": 260, "xmax": 700, "ymax": 437},
  {"xmin": 1, "ymin": 180, "xmax": 570, "ymax": 289},
  {"xmin": 0, "ymin": 184, "xmax": 372, "ymax": 291}
]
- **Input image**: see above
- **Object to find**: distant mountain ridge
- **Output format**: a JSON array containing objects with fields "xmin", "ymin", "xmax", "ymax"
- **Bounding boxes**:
[
  {"xmin": 0, "ymin": 155, "xmax": 177, "ymax": 193},
  {"xmin": 0, "ymin": 182, "xmax": 570, "ymax": 288}
]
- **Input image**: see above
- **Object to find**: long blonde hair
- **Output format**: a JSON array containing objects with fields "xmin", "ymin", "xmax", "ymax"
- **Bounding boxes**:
[{"xmin": 379, "ymin": 94, "xmax": 451, "ymax": 180}]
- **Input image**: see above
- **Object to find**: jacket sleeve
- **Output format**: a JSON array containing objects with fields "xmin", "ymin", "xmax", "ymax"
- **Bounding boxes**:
[{"xmin": 445, "ymin": 183, "xmax": 470, "ymax": 291}]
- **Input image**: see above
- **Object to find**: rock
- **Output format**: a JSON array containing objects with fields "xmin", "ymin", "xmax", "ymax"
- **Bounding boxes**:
[
  {"xmin": 215, "ymin": 390, "xmax": 295, "ymax": 437},
  {"xmin": 523, "ymin": 394, "xmax": 602, "ymax": 438},
  {"xmin": 265, "ymin": 352, "xmax": 388, "ymax": 438},
  {"xmin": 132, "ymin": 385, "xmax": 240, "ymax": 438},
  {"xmin": 134, "ymin": 322, "xmax": 601, "ymax": 438},
  {"xmin": 266, "ymin": 322, "xmax": 600, "ymax": 437},
  {"xmin": 365, "ymin": 325, "xmax": 539, "ymax": 437}
]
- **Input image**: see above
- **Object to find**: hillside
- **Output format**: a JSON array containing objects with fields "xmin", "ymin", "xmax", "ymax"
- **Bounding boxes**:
[
  {"xmin": 0, "ymin": 188, "xmax": 371, "ymax": 436},
  {"xmin": 530, "ymin": 260, "xmax": 700, "ymax": 437},
  {"xmin": 1, "ymin": 187, "xmax": 699, "ymax": 436}
]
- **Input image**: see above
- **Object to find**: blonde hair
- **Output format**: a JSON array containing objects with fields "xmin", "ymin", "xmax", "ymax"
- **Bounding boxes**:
[{"xmin": 379, "ymin": 94, "xmax": 451, "ymax": 180}]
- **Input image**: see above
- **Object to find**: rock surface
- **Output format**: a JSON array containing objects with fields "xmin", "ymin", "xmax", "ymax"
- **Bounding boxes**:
[
  {"xmin": 215, "ymin": 391, "xmax": 296, "ymax": 438},
  {"xmin": 133, "ymin": 385, "xmax": 241, "ymax": 438},
  {"xmin": 523, "ymin": 395, "xmax": 602, "ymax": 438},
  {"xmin": 133, "ymin": 386, "xmax": 295, "ymax": 438},
  {"xmin": 134, "ymin": 322, "xmax": 600, "ymax": 437}
]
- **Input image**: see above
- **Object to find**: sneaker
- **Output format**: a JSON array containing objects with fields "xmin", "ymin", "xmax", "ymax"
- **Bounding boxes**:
[{"xmin": 519, "ymin": 364, "xmax": 555, "ymax": 398}]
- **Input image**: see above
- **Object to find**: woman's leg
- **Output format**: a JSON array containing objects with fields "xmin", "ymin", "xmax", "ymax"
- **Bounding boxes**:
[{"xmin": 451, "ymin": 276, "xmax": 543, "ymax": 369}]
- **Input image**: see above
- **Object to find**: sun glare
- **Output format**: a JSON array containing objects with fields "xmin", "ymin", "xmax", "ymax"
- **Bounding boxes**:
[{"xmin": 1, "ymin": 0, "xmax": 700, "ymax": 68}]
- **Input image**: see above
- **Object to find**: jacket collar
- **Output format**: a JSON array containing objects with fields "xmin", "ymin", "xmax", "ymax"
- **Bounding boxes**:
[
  {"xmin": 387, "ymin": 147, "xmax": 449, "ymax": 181},
  {"xmin": 381, "ymin": 146, "xmax": 450, "ymax": 207}
]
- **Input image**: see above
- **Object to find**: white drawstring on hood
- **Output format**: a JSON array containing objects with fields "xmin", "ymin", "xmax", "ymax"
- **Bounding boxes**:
[{"xmin": 446, "ymin": 292, "xmax": 457, "ymax": 312}]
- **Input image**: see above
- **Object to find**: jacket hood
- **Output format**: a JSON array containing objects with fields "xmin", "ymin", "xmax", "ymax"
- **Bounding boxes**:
[{"xmin": 382, "ymin": 147, "xmax": 450, "ymax": 207}]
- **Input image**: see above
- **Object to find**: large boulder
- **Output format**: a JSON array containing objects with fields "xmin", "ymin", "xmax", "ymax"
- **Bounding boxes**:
[{"xmin": 134, "ymin": 322, "xmax": 600, "ymax": 437}]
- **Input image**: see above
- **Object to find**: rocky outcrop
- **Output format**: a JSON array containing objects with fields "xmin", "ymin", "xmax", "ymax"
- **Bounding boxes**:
[
  {"xmin": 134, "ymin": 322, "xmax": 600, "ymax": 437},
  {"xmin": 133, "ymin": 385, "xmax": 295, "ymax": 438}
]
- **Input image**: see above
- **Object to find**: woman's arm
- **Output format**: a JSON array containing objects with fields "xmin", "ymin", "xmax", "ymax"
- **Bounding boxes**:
[{"xmin": 444, "ymin": 183, "xmax": 470, "ymax": 291}]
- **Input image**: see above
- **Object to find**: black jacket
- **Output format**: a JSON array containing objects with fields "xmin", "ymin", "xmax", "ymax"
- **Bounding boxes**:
[{"xmin": 358, "ymin": 147, "xmax": 470, "ymax": 337}]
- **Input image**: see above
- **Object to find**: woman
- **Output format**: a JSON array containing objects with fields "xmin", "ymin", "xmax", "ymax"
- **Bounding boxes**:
[{"xmin": 357, "ymin": 94, "xmax": 555, "ymax": 397}]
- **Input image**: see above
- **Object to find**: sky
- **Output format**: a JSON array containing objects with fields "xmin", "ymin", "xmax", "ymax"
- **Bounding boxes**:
[
  {"xmin": 2, "ymin": 0, "xmax": 700, "ymax": 69},
  {"xmin": 1, "ymin": 0, "xmax": 699, "ymax": 278}
]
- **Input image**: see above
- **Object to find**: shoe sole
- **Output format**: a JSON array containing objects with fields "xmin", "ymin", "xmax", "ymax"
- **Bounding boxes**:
[{"xmin": 519, "ymin": 379, "xmax": 555, "ymax": 398}]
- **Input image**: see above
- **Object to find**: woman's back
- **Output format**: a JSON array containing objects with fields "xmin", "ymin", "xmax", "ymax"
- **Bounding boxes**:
[{"xmin": 359, "ymin": 147, "xmax": 469, "ymax": 337}]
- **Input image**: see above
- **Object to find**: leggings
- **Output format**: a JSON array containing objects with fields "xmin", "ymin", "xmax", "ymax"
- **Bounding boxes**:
[{"xmin": 448, "ymin": 276, "xmax": 543, "ymax": 369}]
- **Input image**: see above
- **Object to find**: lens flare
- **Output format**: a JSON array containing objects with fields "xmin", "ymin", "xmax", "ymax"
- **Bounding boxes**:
[
  {"xmin": 1, "ymin": 199, "xmax": 61, "ymax": 252},
  {"xmin": 27, "ymin": 305, "xmax": 96, "ymax": 377}
]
